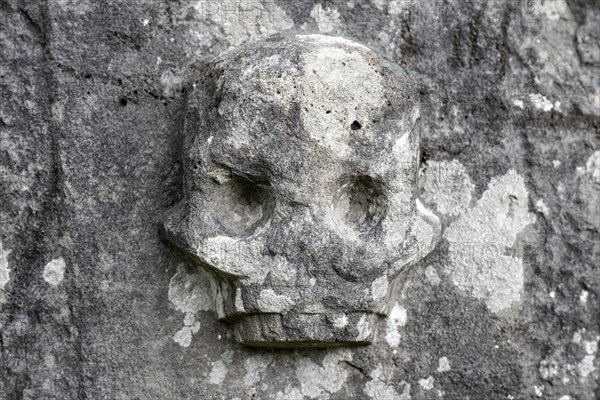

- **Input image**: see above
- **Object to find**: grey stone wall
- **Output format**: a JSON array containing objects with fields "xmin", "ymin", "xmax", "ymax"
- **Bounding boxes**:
[{"xmin": 1, "ymin": 1, "xmax": 598, "ymax": 399}]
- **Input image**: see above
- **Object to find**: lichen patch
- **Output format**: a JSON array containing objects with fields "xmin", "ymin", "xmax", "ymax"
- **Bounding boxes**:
[
  {"xmin": 384, "ymin": 302, "xmax": 407, "ymax": 347},
  {"xmin": 295, "ymin": 349, "xmax": 353, "ymax": 399},
  {"xmin": 43, "ymin": 257, "xmax": 66, "ymax": 286},
  {"xmin": 365, "ymin": 364, "xmax": 411, "ymax": 400},
  {"xmin": 437, "ymin": 357, "xmax": 451, "ymax": 372},
  {"xmin": 0, "ymin": 240, "xmax": 11, "ymax": 304},
  {"xmin": 444, "ymin": 170, "xmax": 536, "ymax": 313},
  {"xmin": 420, "ymin": 159, "xmax": 474, "ymax": 216},
  {"xmin": 169, "ymin": 264, "xmax": 216, "ymax": 347}
]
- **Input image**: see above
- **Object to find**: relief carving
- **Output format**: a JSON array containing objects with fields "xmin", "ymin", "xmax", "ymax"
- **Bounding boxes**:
[{"xmin": 162, "ymin": 34, "xmax": 441, "ymax": 347}]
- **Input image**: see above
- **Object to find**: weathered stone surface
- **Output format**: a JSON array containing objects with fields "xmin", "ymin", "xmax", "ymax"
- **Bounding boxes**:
[
  {"xmin": 162, "ymin": 34, "xmax": 440, "ymax": 347},
  {"xmin": 1, "ymin": 0, "xmax": 598, "ymax": 399}
]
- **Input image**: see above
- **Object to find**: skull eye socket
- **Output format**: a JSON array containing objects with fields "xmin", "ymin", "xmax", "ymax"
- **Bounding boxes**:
[
  {"xmin": 211, "ymin": 174, "xmax": 275, "ymax": 238},
  {"xmin": 332, "ymin": 175, "xmax": 387, "ymax": 234}
]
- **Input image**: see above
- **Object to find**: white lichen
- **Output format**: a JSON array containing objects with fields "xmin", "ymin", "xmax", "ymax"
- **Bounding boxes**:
[
  {"xmin": 274, "ymin": 385, "xmax": 304, "ymax": 400},
  {"xmin": 513, "ymin": 99, "xmax": 525, "ymax": 109},
  {"xmin": 0, "ymin": 240, "xmax": 10, "ymax": 304},
  {"xmin": 578, "ymin": 355, "xmax": 595, "ymax": 379},
  {"xmin": 444, "ymin": 170, "xmax": 536, "ymax": 313},
  {"xmin": 43, "ymin": 257, "xmax": 66, "ymax": 286},
  {"xmin": 419, "ymin": 376, "xmax": 434, "ymax": 391},
  {"xmin": 535, "ymin": 199, "xmax": 549, "ymax": 215},
  {"xmin": 243, "ymin": 354, "xmax": 273, "ymax": 386},
  {"xmin": 585, "ymin": 151, "xmax": 600, "ymax": 184},
  {"xmin": 580, "ymin": 290, "xmax": 589, "ymax": 304},
  {"xmin": 295, "ymin": 349, "xmax": 352, "ymax": 399},
  {"xmin": 332, "ymin": 314, "xmax": 349, "ymax": 329},
  {"xmin": 173, "ymin": 326, "xmax": 192, "ymax": 348},
  {"xmin": 419, "ymin": 159, "xmax": 474, "ymax": 216},
  {"xmin": 529, "ymin": 93, "xmax": 554, "ymax": 112},
  {"xmin": 173, "ymin": 312, "xmax": 201, "ymax": 348},
  {"xmin": 365, "ymin": 364, "xmax": 411, "ymax": 400},
  {"xmin": 578, "ymin": 337, "xmax": 599, "ymax": 379},
  {"xmin": 437, "ymin": 357, "xmax": 451, "ymax": 372},
  {"xmin": 209, "ymin": 360, "xmax": 228, "ymax": 385},
  {"xmin": 384, "ymin": 303, "xmax": 407, "ymax": 348},
  {"xmin": 169, "ymin": 264, "xmax": 216, "ymax": 347},
  {"xmin": 168, "ymin": 264, "xmax": 216, "ymax": 314}
]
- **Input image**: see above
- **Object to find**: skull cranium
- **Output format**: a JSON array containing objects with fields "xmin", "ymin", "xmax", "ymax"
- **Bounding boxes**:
[{"xmin": 162, "ymin": 34, "xmax": 440, "ymax": 347}]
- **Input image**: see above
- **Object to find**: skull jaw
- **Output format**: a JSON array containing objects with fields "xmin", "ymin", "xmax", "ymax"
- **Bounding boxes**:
[{"xmin": 232, "ymin": 312, "xmax": 377, "ymax": 348}]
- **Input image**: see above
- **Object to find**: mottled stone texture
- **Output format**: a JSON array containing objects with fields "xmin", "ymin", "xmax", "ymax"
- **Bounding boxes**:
[
  {"xmin": 0, "ymin": 1, "xmax": 598, "ymax": 399},
  {"xmin": 162, "ymin": 34, "xmax": 440, "ymax": 347}
]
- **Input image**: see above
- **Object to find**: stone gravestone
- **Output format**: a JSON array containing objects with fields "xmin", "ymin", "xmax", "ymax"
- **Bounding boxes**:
[{"xmin": 1, "ymin": 1, "xmax": 598, "ymax": 399}]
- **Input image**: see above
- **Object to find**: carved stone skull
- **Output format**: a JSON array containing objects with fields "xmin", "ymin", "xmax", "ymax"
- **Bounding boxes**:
[{"xmin": 162, "ymin": 34, "xmax": 440, "ymax": 347}]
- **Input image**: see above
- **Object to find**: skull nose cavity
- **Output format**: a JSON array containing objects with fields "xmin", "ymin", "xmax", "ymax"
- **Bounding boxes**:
[
  {"xmin": 332, "ymin": 175, "xmax": 387, "ymax": 234},
  {"xmin": 211, "ymin": 174, "xmax": 275, "ymax": 238}
]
